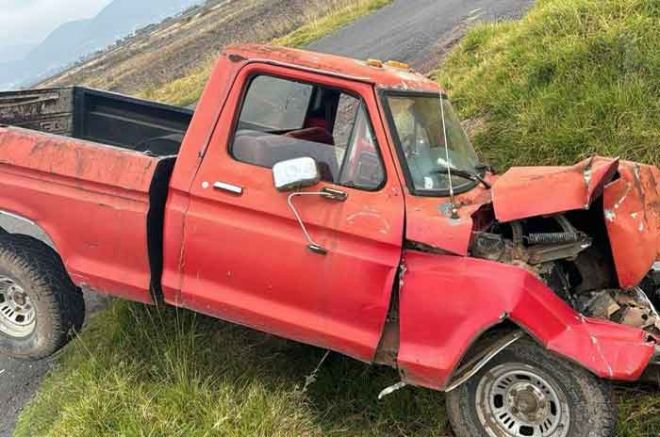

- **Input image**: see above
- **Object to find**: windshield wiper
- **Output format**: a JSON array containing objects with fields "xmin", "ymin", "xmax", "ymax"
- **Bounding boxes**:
[
  {"xmin": 475, "ymin": 162, "xmax": 496, "ymax": 174},
  {"xmin": 431, "ymin": 166, "xmax": 492, "ymax": 189}
]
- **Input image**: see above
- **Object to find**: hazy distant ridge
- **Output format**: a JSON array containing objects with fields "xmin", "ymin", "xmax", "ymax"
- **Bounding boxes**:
[{"xmin": 0, "ymin": 0, "xmax": 202, "ymax": 89}]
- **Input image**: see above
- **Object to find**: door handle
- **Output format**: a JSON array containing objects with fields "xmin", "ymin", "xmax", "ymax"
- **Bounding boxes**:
[
  {"xmin": 213, "ymin": 181, "xmax": 244, "ymax": 195},
  {"xmin": 320, "ymin": 187, "xmax": 348, "ymax": 202}
]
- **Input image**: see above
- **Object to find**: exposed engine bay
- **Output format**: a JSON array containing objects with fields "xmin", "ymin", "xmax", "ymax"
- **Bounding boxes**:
[{"xmin": 471, "ymin": 209, "xmax": 660, "ymax": 335}]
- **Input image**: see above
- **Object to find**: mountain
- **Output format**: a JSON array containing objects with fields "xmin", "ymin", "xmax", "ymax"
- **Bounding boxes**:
[
  {"xmin": 0, "ymin": 42, "xmax": 37, "ymax": 63},
  {"xmin": 0, "ymin": 0, "xmax": 203, "ymax": 90}
]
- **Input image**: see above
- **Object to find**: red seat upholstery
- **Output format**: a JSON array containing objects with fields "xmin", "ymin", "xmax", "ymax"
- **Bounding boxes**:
[{"xmin": 283, "ymin": 127, "xmax": 334, "ymax": 145}]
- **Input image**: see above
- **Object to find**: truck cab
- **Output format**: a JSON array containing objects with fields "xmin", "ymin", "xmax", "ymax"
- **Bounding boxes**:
[{"xmin": 1, "ymin": 44, "xmax": 658, "ymax": 437}]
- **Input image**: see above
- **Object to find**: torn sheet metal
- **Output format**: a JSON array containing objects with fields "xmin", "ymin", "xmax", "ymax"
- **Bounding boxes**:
[
  {"xmin": 579, "ymin": 287, "xmax": 660, "ymax": 333},
  {"xmin": 404, "ymin": 181, "xmax": 494, "ymax": 256},
  {"xmin": 404, "ymin": 156, "xmax": 659, "ymax": 282},
  {"xmin": 396, "ymin": 250, "xmax": 655, "ymax": 390},
  {"xmin": 603, "ymin": 161, "xmax": 660, "ymax": 288},
  {"xmin": 492, "ymin": 156, "xmax": 619, "ymax": 222}
]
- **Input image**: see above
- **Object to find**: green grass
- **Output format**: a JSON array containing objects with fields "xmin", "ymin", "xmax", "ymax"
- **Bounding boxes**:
[
  {"xmin": 14, "ymin": 301, "xmax": 448, "ymax": 436},
  {"xmin": 14, "ymin": 301, "xmax": 660, "ymax": 436},
  {"xmin": 435, "ymin": 0, "xmax": 659, "ymax": 170},
  {"xmin": 140, "ymin": 0, "xmax": 393, "ymax": 106}
]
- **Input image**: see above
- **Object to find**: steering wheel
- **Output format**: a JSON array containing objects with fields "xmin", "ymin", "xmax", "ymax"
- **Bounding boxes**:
[{"xmin": 401, "ymin": 134, "xmax": 417, "ymax": 157}]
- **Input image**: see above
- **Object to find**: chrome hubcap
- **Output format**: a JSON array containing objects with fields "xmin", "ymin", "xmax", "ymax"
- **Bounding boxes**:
[
  {"xmin": 0, "ymin": 275, "xmax": 36, "ymax": 337},
  {"xmin": 476, "ymin": 363, "xmax": 570, "ymax": 437}
]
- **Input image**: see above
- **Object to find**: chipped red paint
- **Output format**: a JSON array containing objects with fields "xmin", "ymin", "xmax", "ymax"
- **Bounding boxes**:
[
  {"xmin": 397, "ymin": 251, "xmax": 655, "ymax": 389},
  {"xmin": 0, "ymin": 44, "xmax": 658, "ymax": 387},
  {"xmin": 224, "ymin": 44, "xmax": 442, "ymax": 92},
  {"xmin": 0, "ymin": 126, "xmax": 156, "ymax": 303},
  {"xmin": 491, "ymin": 156, "xmax": 619, "ymax": 222},
  {"xmin": 603, "ymin": 161, "xmax": 660, "ymax": 287}
]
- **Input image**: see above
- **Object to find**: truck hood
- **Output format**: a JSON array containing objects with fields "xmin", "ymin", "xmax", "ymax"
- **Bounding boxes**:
[{"xmin": 404, "ymin": 156, "xmax": 659, "ymax": 287}]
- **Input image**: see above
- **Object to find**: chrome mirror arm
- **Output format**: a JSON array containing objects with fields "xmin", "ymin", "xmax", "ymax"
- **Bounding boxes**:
[{"xmin": 286, "ymin": 192, "xmax": 328, "ymax": 255}]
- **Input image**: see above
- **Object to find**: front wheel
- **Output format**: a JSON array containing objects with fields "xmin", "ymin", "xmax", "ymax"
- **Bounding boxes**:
[{"xmin": 446, "ymin": 338, "xmax": 616, "ymax": 437}]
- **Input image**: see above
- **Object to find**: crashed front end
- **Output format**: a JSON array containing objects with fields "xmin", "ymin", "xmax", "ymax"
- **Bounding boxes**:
[
  {"xmin": 382, "ymin": 89, "xmax": 660, "ymax": 384},
  {"xmin": 474, "ymin": 157, "xmax": 660, "ymax": 337},
  {"xmin": 400, "ymin": 156, "xmax": 660, "ymax": 387}
]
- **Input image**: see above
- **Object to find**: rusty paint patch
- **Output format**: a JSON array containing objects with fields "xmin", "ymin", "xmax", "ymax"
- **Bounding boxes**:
[
  {"xmin": 0, "ymin": 126, "xmax": 158, "ymax": 193},
  {"xmin": 226, "ymin": 44, "xmax": 441, "ymax": 92},
  {"xmin": 227, "ymin": 53, "xmax": 247, "ymax": 63}
]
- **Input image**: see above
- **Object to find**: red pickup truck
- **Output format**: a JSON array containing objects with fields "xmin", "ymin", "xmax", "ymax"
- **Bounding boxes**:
[{"xmin": 1, "ymin": 44, "xmax": 658, "ymax": 436}]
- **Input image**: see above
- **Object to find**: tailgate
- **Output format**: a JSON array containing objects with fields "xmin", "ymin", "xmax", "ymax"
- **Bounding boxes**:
[{"xmin": 0, "ymin": 88, "xmax": 74, "ymax": 136}]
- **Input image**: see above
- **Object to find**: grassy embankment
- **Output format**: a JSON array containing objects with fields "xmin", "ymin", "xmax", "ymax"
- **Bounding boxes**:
[
  {"xmin": 435, "ymin": 0, "xmax": 659, "ymax": 436},
  {"xmin": 139, "ymin": 0, "xmax": 392, "ymax": 107},
  {"xmin": 14, "ymin": 0, "xmax": 660, "ymax": 436},
  {"xmin": 435, "ymin": 0, "xmax": 659, "ymax": 170}
]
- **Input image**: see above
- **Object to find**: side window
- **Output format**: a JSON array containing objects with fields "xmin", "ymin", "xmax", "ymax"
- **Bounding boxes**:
[
  {"xmin": 333, "ymin": 94, "xmax": 360, "ymax": 149},
  {"xmin": 231, "ymin": 74, "xmax": 385, "ymax": 190},
  {"xmin": 337, "ymin": 106, "xmax": 384, "ymax": 190},
  {"xmin": 239, "ymin": 76, "xmax": 313, "ymax": 130}
]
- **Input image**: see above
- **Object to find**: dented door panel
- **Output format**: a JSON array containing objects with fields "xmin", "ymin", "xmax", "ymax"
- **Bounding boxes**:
[{"xmin": 175, "ymin": 63, "xmax": 406, "ymax": 362}]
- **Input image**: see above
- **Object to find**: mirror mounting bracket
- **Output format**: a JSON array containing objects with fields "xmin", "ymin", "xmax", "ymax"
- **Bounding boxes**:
[{"xmin": 287, "ymin": 192, "xmax": 329, "ymax": 255}]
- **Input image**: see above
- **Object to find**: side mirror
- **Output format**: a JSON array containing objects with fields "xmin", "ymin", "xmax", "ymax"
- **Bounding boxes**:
[{"xmin": 272, "ymin": 157, "xmax": 320, "ymax": 192}]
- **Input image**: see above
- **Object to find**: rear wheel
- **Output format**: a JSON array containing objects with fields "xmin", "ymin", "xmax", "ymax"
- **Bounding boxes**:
[
  {"xmin": 446, "ymin": 338, "xmax": 616, "ymax": 437},
  {"xmin": 0, "ymin": 234, "xmax": 85, "ymax": 359}
]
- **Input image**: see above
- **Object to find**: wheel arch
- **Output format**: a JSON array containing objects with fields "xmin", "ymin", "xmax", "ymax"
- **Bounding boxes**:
[
  {"xmin": 0, "ymin": 210, "xmax": 58, "ymax": 249},
  {"xmin": 396, "ymin": 250, "xmax": 655, "ymax": 390}
]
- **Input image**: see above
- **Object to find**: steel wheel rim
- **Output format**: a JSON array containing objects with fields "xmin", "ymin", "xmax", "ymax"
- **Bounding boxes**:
[
  {"xmin": 475, "ymin": 363, "xmax": 570, "ymax": 437},
  {"xmin": 0, "ymin": 275, "xmax": 36, "ymax": 338}
]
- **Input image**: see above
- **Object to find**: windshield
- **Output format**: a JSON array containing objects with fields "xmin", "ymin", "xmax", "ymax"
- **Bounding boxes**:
[{"xmin": 385, "ymin": 93, "xmax": 480, "ymax": 194}]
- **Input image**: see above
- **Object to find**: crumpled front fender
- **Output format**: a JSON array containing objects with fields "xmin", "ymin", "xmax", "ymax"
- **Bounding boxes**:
[
  {"xmin": 603, "ymin": 161, "xmax": 660, "ymax": 287},
  {"xmin": 397, "ymin": 250, "xmax": 655, "ymax": 390}
]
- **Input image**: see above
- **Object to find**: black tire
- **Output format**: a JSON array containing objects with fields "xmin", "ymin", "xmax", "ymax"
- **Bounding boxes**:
[
  {"xmin": 0, "ymin": 233, "xmax": 85, "ymax": 359},
  {"xmin": 446, "ymin": 338, "xmax": 616, "ymax": 437}
]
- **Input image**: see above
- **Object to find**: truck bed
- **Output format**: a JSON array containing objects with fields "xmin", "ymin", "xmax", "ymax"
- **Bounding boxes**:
[
  {"xmin": 0, "ymin": 87, "xmax": 193, "ymax": 156},
  {"xmin": 0, "ymin": 86, "xmax": 188, "ymax": 304}
]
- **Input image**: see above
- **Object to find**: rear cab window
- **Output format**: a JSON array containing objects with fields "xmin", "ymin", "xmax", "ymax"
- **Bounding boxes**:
[{"xmin": 231, "ymin": 75, "xmax": 385, "ymax": 191}]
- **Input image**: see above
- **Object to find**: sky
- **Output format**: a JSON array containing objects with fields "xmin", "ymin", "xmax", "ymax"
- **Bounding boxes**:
[{"xmin": 0, "ymin": 0, "xmax": 112, "ymax": 46}]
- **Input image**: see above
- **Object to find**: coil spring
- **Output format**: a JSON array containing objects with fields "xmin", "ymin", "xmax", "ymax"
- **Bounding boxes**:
[{"xmin": 526, "ymin": 232, "xmax": 580, "ymax": 245}]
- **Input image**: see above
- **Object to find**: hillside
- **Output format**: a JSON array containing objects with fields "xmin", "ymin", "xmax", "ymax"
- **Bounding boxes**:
[
  {"xmin": 0, "ymin": 0, "xmax": 202, "ymax": 90},
  {"xmin": 37, "ymin": 0, "xmax": 372, "ymax": 99},
  {"xmin": 436, "ymin": 0, "xmax": 659, "ymax": 169}
]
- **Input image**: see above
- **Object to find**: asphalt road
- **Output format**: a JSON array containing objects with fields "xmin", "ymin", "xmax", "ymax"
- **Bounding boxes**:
[
  {"xmin": 309, "ymin": 0, "xmax": 533, "ymax": 71},
  {"xmin": 0, "ymin": 0, "xmax": 532, "ymax": 434}
]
